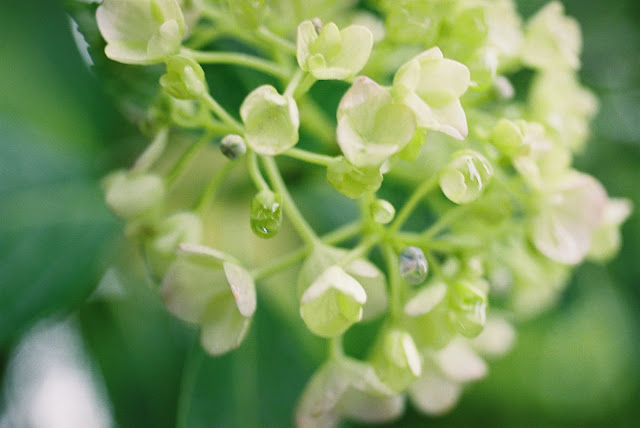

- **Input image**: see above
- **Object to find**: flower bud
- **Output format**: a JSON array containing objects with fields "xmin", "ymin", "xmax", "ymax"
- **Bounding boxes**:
[
  {"xmin": 399, "ymin": 246, "xmax": 428, "ymax": 284},
  {"xmin": 240, "ymin": 85, "xmax": 299, "ymax": 155},
  {"xmin": 371, "ymin": 199, "xmax": 395, "ymax": 224},
  {"xmin": 103, "ymin": 170, "xmax": 165, "ymax": 221},
  {"xmin": 370, "ymin": 328, "xmax": 422, "ymax": 392},
  {"xmin": 160, "ymin": 55, "xmax": 207, "ymax": 100},
  {"xmin": 220, "ymin": 134, "xmax": 247, "ymax": 160},
  {"xmin": 439, "ymin": 150, "xmax": 493, "ymax": 204},
  {"xmin": 144, "ymin": 211, "xmax": 203, "ymax": 280},
  {"xmin": 96, "ymin": 0, "xmax": 185, "ymax": 65},
  {"xmin": 297, "ymin": 20, "xmax": 373, "ymax": 80},
  {"xmin": 250, "ymin": 190, "xmax": 282, "ymax": 239},
  {"xmin": 447, "ymin": 280, "xmax": 488, "ymax": 338},
  {"xmin": 299, "ymin": 266, "xmax": 366, "ymax": 338},
  {"xmin": 326, "ymin": 157, "xmax": 383, "ymax": 199},
  {"xmin": 337, "ymin": 77, "xmax": 416, "ymax": 168},
  {"xmin": 161, "ymin": 243, "xmax": 256, "ymax": 355}
]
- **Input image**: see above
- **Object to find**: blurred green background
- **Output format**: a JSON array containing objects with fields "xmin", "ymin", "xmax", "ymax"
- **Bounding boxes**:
[{"xmin": 0, "ymin": 0, "xmax": 638, "ymax": 427}]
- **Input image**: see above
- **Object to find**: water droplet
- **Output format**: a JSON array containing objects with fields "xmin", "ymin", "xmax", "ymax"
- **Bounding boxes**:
[{"xmin": 399, "ymin": 247, "xmax": 428, "ymax": 284}]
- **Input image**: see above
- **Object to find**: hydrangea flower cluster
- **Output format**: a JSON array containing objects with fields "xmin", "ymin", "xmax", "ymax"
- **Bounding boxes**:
[{"xmin": 87, "ymin": 0, "xmax": 631, "ymax": 425}]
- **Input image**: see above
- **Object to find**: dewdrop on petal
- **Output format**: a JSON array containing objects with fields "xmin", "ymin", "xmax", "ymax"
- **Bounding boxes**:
[{"xmin": 439, "ymin": 150, "xmax": 493, "ymax": 204}]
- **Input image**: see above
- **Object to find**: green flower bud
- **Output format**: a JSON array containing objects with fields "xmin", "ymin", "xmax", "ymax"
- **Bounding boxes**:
[
  {"xmin": 250, "ymin": 190, "xmax": 282, "ymax": 239},
  {"xmin": 522, "ymin": 1, "xmax": 581, "ymax": 71},
  {"xmin": 299, "ymin": 266, "xmax": 367, "ymax": 338},
  {"xmin": 326, "ymin": 157, "xmax": 383, "ymax": 199},
  {"xmin": 144, "ymin": 211, "xmax": 203, "ymax": 280},
  {"xmin": 439, "ymin": 150, "xmax": 493, "ymax": 204},
  {"xmin": 399, "ymin": 246, "xmax": 428, "ymax": 285},
  {"xmin": 297, "ymin": 20, "xmax": 373, "ymax": 80},
  {"xmin": 490, "ymin": 118, "xmax": 525, "ymax": 157},
  {"xmin": 103, "ymin": 170, "xmax": 165, "ymax": 221},
  {"xmin": 371, "ymin": 199, "xmax": 395, "ymax": 224},
  {"xmin": 240, "ymin": 85, "xmax": 299, "ymax": 155},
  {"xmin": 337, "ymin": 77, "xmax": 416, "ymax": 167},
  {"xmin": 448, "ymin": 280, "xmax": 488, "ymax": 338},
  {"xmin": 227, "ymin": 0, "xmax": 266, "ymax": 29},
  {"xmin": 404, "ymin": 281, "xmax": 455, "ymax": 349},
  {"xmin": 96, "ymin": 0, "xmax": 186, "ymax": 65},
  {"xmin": 220, "ymin": 134, "xmax": 247, "ymax": 160},
  {"xmin": 296, "ymin": 357, "xmax": 403, "ymax": 427},
  {"xmin": 161, "ymin": 243, "xmax": 256, "ymax": 355},
  {"xmin": 393, "ymin": 47, "xmax": 471, "ymax": 140},
  {"xmin": 160, "ymin": 55, "xmax": 207, "ymax": 100},
  {"xmin": 370, "ymin": 328, "xmax": 422, "ymax": 392}
]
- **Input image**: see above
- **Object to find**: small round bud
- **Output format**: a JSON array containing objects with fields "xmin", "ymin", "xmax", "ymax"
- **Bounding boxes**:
[
  {"xmin": 399, "ymin": 247, "xmax": 428, "ymax": 285},
  {"xmin": 250, "ymin": 190, "xmax": 282, "ymax": 239},
  {"xmin": 160, "ymin": 55, "xmax": 207, "ymax": 100},
  {"xmin": 326, "ymin": 157, "xmax": 382, "ymax": 199},
  {"xmin": 439, "ymin": 150, "xmax": 493, "ymax": 204},
  {"xmin": 220, "ymin": 134, "xmax": 247, "ymax": 160},
  {"xmin": 448, "ymin": 280, "xmax": 488, "ymax": 338},
  {"xmin": 371, "ymin": 199, "xmax": 395, "ymax": 224},
  {"xmin": 370, "ymin": 328, "xmax": 422, "ymax": 392}
]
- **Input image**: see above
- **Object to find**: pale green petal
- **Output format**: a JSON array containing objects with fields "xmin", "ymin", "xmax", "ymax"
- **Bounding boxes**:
[
  {"xmin": 160, "ymin": 257, "xmax": 229, "ymax": 324},
  {"xmin": 103, "ymin": 170, "xmax": 165, "ymax": 219},
  {"xmin": 339, "ymin": 389, "xmax": 404, "ymax": 423},
  {"xmin": 200, "ymin": 293, "xmax": 252, "ymax": 355},
  {"xmin": 240, "ymin": 85, "xmax": 300, "ymax": 155},
  {"xmin": 327, "ymin": 25, "xmax": 373, "ymax": 78},
  {"xmin": 300, "ymin": 266, "xmax": 366, "ymax": 337},
  {"xmin": 104, "ymin": 41, "xmax": 157, "ymax": 65},
  {"xmin": 404, "ymin": 282, "xmax": 447, "ymax": 317},
  {"xmin": 409, "ymin": 370, "xmax": 462, "ymax": 415},
  {"xmin": 434, "ymin": 340, "xmax": 487, "ymax": 382},
  {"xmin": 430, "ymin": 100, "xmax": 469, "ymax": 140},
  {"xmin": 297, "ymin": 20, "xmax": 319, "ymax": 71},
  {"xmin": 147, "ymin": 19, "xmax": 183, "ymax": 59},
  {"xmin": 346, "ymin": 259, "xmax": 388, "ymax": 321},
  {"xmin": 223, "ymin": 262, "xmax": 256, "ymax": 317}
]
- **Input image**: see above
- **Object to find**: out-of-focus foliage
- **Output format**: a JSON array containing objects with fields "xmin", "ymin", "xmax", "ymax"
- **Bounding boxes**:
[{"xmin": 0, "ymin": 0, "xmax": 639, "ymax": 427}]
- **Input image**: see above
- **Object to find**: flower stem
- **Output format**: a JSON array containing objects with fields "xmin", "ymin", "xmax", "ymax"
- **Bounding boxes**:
[
  {"xmin": 389, "ymin": 175, "xmax": 439, "ymax": 233},
  {"xmin": 247, "ymin": 150, "xmax": 270, "ymax": 191},
  {"xmin": 284, "ymin": 69, "xmax": 305, "ymax": 98},
  {"xmin": 131, "ymin": 127, "xmax": 168, "ymax": 173},
  {"xmin": 195, "ymin": 159, "xmax": 237, "ymax": 214},
  {"xmin": 262, "ymin": 156, "xmax": 320, "ymax": 246},
  {"xmin": 183, "ymin": 48, "xmax": 290, "ymax": 80},
  {"xmin": 200, "ymin": 92, "xmax": 244, "ymax": 133},
  {"xmin": 383, "ymin": 244, "xmax": 403, "ymax": 319},
  {"xmin": 166, "ymin": 132, "xmax": 213, "ymax": 186},
  {"xmin": 176, "ymin": 337, "xmax": 205, "ymax": 428},
  {"xmin": 257, "ymin": 26, "xmax": 297, "ymax": 55},
  {"xmin": 281, "ymin": 148, "xmax": 335, "ymax": 166}
]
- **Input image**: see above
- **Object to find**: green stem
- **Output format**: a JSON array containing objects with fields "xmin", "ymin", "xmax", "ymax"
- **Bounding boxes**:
[
  {"xmin": 262, "ymin": 156, "xmax": 320, "ymax": 246},
  {"xmin": 184, "ymin": 48, "xmax": 290, "ymax": 80},
  {"xmin": 281, "ymin": 147, "xmax": 335, "ymax": 166},
  {"xmin": 425, "ymin": 251, "xmax": 445, "ymax": 280},
  {"xmin": 341, "ymin": 234, "xmax": 379, "ymax": 267},
  {"xmin": 166, "ymin": 132, "xmax": 213, "ymax": 186},
  {"xmin": 251, "ymin": 222, "xmax": 362, "ymax": 281},
  {"xmin": 248, "ymin": 150, "xmax": 270, "ymax": 191},
  {"xmin": 389, "ymin": 175, "xmax": 439, "ymax": 233},
  {"xmin": 200, "ymin": 92, "xmax": 244, "ymax": 133},
  {"xmin": 383, "ymin": 244, "xmax": 403, "ymax": 319},
  {"xmin": 176, "ymin": 338, "xmax": 205, "ymax": 428},
  {"xmin": 257, "ymin": 26, "xmax": 297, "ymax": 55},
  {"xmin": 131, "ymin": 127, "xmax": 168, "ymax": 173},
  {"xmin": 195, "ymin": 160, "xmax": 237, "ymax": 214},
  {"xmin": 329, "ymin": 335, "xmax": 344, "ymax": 359},
  {"xmin": 422, "ymin": 204, "xmax": 472, "ymax": 240},
  {"xmin": 293, "ymin": 73, "xmax": 317, "ymax": 100},
  {"xmin": 284, "ymin": 69, "xmax": 305, "ymax": 98}
]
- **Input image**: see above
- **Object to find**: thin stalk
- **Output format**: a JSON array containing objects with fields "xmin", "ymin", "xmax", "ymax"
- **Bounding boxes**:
[
  {"xmin": 422, "ymin": 204, "xmax": 472, "ymax": 240},
  {"xmin": 176, "ymin": 339, "xmax": 205, "ymax": 428},
  {"xmin": 262, "ymin": 156, "xmax": 320, "ymax": 246},
  {"xmin": 284, "ymin": 69, "xmax": 305, "ymax": 98},
  {"xmin": 257, "ymin": 26, "xmax": 297, "ymax": 55},
  {"xmin": 200, "ymin": 92, "xmax": 244, "ymax": 134},
  {"xmin": 195, "ymin": 160, "xmax": 237, "ymax": 214},
  {"xmin": 131, "ymin": 127, "xmax": 168, "ymax": 173},
  {"xmin": 383, "ymin": 244, "xmax": 403, "ymax": 318},
  {"xmin": 281, "ymin": 148, "xmax": 335, "ymax": 166},
  {"xmin": 247, "ymin": 150, "xmax": 270, "ymax": 191},
  {"xmin": 184, "ymin": 48, "xmax": 290, "ymax": 80},
  {"xmin": 166, "ymin": 132, "xmax": 213, "ymax": 186},
  {"xmin": 389, "ymin": 175, "xmax": 439, "ymax": 233}
]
